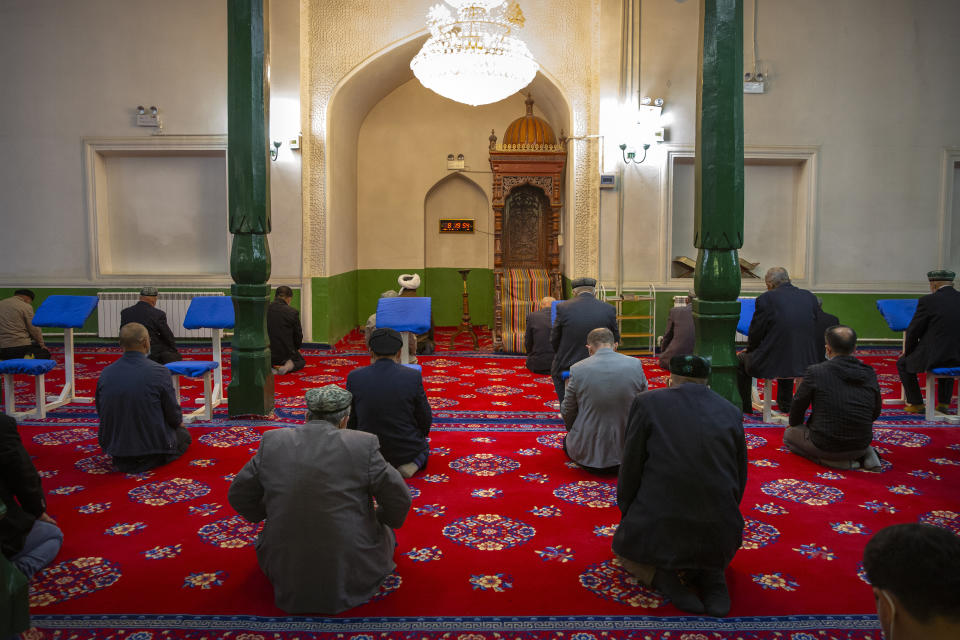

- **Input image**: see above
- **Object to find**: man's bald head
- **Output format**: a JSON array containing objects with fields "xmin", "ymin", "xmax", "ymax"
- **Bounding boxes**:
[{"xmin": 119, "ymin": 322, "xmax": 150, "ymax": 353}]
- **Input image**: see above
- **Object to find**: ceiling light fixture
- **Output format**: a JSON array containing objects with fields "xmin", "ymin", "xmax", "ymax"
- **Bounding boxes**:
[{"xmin": 411, "ymin": 1, "xmax": 538, "ymax": 107}]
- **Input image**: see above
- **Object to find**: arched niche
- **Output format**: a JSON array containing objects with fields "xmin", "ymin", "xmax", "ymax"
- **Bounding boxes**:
[
  {"xmin": 424, "ymin": 173, "xmax": 490, "ymax": 269},
  {"xmin": 325, "ymin": 33, "xmax": 572, "ymax": 275}
]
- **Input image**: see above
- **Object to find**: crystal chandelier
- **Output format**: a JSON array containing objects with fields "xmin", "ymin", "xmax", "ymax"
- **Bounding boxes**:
[{"xmin": 410, "ymin": 0, "xmax": 539, "ymax": 107}]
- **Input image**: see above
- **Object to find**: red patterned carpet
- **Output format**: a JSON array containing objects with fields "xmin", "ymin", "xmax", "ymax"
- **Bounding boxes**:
[{"xmin": 4, "ymin": 342, "xmax": 960, "ymax": 639}]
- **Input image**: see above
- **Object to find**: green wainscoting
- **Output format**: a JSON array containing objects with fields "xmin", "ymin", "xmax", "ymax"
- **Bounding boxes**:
[
  {"xmin": 629, "ymin": 290, "xmax": 923, "ymax": 345},
  {"xmin": 1, "ymin": 284, "xmax": 923, "ymax": 348},
  {"xmin": 0, "ymin": 287, "xmax": 298, "ymax": 342},
  {"xmin": 311, "ymin": 268, "xmax": 495, "ymax": 346}
]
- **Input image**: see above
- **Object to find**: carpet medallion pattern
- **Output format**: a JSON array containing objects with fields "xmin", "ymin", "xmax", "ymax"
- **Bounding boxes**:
[{"xmin": 3, "ymin": 344, "xmax": 959, "ymax": 638}]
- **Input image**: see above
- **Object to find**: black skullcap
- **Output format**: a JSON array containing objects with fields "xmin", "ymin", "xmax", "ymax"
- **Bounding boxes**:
[
  {"xmin": 669, "ymin": 354, "xmax": 711, "ymax": 378},
  {"xmin": 926, "ymin": 269, "xmax": 956, "ymax": 282},
  {"xmin": 369, "ymin": 327, "xmax": 404, "ymax": 355},
  {"xmin": 571, "ymin": 277, "xmax": 597, "ymax": 289},
  {"xmin": 14, "ymin": 289, "xmax": 35, "ymax": 300}
]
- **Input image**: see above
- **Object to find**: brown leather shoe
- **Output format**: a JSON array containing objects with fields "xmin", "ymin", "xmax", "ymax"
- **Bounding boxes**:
[{"xmin": 903, "ymin": 403, "xmax": 925, "ymax": 414}]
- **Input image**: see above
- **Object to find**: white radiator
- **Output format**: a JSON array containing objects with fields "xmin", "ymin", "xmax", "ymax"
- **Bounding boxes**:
[{"xmin": 97, "ymin": 292, "xmax": 225, "ymax": 339}]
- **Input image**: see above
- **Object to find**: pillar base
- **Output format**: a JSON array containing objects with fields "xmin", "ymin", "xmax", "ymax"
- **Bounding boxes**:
[
  {"xmin": 693, "ymin": 298, "xmax": 741, "ymax": 409},
  {"xmin": 228, "ymin": 283, "xmax": 274, "ymax": 417}
]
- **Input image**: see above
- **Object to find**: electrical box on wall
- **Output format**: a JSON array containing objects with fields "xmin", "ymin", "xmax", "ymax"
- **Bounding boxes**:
[
  {"xmin": 744, "ymin": 81, "xmax": 765, "ymax": 94},
  {"xmin": 599, "ymin": 173, "xmax": 616, "ymax": 189}
]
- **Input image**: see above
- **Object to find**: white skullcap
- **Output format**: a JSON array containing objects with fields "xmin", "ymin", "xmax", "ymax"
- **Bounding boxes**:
[{"xmin": 398, "ymin": 273, "xmax": 421, "ymax": 290}]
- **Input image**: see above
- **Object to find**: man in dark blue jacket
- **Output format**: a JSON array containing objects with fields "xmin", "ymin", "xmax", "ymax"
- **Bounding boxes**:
[
  {"xmin": 550, "ymin": 277, "xmax": 619, "ymax": 404},
  {"xmin": 346, "ymin": 328, "xmax": 432, "ymax": 478},
  {"xmin": 96, "ymin": 322, "xmax": 190, "ymax": 473},
  {"xmin": 736, "ymin": 267, "xmax": 820, "ymax": 414},
  {"xmin": 119, "ymin": 286, "xmax": 181, "ymax": 364},
  {"xmin": 897, "ymin": 269, "xmax": 960, "ymax": 413}
]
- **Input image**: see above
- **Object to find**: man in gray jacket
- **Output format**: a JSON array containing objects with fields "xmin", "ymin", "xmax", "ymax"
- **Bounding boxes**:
[
  {"xmin": 228, "ymin": 385, "xmax": 411, "ymax": 615},
  {"xmin": 561, "ymin": 328, "xmax": 647, "ymax": 473}
]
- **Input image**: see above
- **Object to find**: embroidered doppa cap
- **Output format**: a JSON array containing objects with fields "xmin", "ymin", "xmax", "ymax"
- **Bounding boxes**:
[
  {"xmin": 669, "ymin": 354, "xmax": 711, "ymax": 378},
  {"xmin": 398, "ymin": 273, "xmax": 421, "ymax": 290},
  {"xmin": 305, "ymin": 385, "xmax": 352, "ymax": 414},
  {"xmin": 926, "ymin": 269, "xmax": 956, "ymax": 282},
  {"xmin": 571, "ymin": 277, "xmax": 597, "ymax": 289},
  {"xmin": 369, "ymin": 327, "xmax": 404, "ymax": 355},
  {"xmin": 140, "ymin": 286, "xmax": 159, "ymax": 296}
]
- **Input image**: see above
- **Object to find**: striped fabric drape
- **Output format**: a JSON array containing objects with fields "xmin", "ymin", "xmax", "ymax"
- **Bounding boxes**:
[{"xmin": 500, "ymin": 268, "xmax": 551, "ymax": 354}]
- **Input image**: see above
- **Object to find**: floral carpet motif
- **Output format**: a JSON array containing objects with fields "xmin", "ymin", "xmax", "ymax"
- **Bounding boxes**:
[{"xmin": 7, "ymin": 345, "xmax": 960, "ymax": 639}]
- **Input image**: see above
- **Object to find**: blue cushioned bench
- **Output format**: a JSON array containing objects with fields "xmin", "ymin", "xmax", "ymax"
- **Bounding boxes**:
[
  {"xmin": 165, "ymin": 296, "xmax": 233, "ymax": 423},
  {"xmin": 876, "ymin": 299, "xmax": 919, "ymax": 406},
  {"xmin": 376, "ymin": 297, "xmax": 431, "ymax": 365},
  {"xmin": 1, "ymin": 359, "xmax": 57, "ymax": 419},
  {"xmin": 24, "ymin": 295, "xmax": 99, "ymax": 415},
  {"xmin": 926, "ymin": 366, "xmax": 960, "ymax": 423}
]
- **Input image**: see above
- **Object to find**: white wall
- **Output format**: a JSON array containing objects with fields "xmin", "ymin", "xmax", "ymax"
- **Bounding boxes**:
[
  {"xmin": 0, "ymin": 0, "xmax": 301, "ymax": 286},
  {"xmin": 606, "ymin": 0, "xmax": 960, "ymax": 292}
]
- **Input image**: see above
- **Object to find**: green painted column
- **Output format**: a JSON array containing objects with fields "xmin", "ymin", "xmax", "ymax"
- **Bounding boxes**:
[
  {"xmin": 692, "ymin": 0, "xmax": 744, "ymax": 407},
  {"xmin": 227, "ymin": 0, "xmax": 274, "ymax": 416}
]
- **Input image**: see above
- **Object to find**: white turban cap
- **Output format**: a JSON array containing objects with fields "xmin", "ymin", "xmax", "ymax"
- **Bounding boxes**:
[{"xmin": 398, "ymin": 273, "xmax": 421, "ymax": 290}]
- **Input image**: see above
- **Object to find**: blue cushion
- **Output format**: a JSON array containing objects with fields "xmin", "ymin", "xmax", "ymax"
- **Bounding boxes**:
[
  {"xmin": 166, "ymin": 361, "xmax": 219, "ymax": 377},
  {"xmin": 32, "ymin": 296, "xmax": 99, "ymax": 328},
  {"xmin": 737, "ymin": 297, "xmax": 756, "ymax": 336},
  {"xmin": 931, "ymin": 367, "xmax": 960, "ymax": 376},
  {"xmin": 0, "ymin": 359, "xmax": 57, "ymax": 375},
  {"xmin": 183, "ymin": 296, "xmax": 235, "ymax": 330},
  {"xmin": 561, "ymin": 370, "xmax": 570, "ymax": 380},
  {"xmin": 551, "ymin": 299, "xmax": 561, "ymax": 325},
  {"xmin": 376, "ymin": 297, "xmax": 431, "ymax": 334},
  {"xmin": 876, "ymin": 299, "xmax": 919, "ymax": 332},
  {"xmin": 402, "ymin": 364, "xmax": 422, "ymax": 373}
]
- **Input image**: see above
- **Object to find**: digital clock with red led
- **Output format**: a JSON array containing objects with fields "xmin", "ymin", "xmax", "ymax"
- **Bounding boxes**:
[{"xmin": 439, "ymin": 219, "xmax": 475, "ymax": 233}]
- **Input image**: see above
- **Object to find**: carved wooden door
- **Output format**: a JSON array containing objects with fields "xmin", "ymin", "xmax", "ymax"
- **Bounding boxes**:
[{"xmin": 502, "ymin": 185, "xmax": 550, "ymax": 268}]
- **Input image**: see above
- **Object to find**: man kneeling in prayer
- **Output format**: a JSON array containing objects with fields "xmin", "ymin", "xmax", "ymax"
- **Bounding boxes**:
[
  {"xmin": 614, "ymin": 355, "xmax": 747, "ymax": 617},
  {"xmin": 784, "ymin": 325, "xmax": 882, "ymax": 471},
  {"xmin": 228, "ymin": 385, "xmax": 411, "ymax": 614},
  {"xmin": 347, "ymin": 328, "xmax": 432, "ymax": 478}
]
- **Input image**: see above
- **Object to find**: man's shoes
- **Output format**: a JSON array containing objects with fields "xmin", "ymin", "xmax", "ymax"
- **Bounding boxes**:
[
  {"xmin": 688, "ymin": 568, "xmax": 731, "ymax": 617},
  {"xmin": 859, "ymin": 446, "xmax": 882, "ymax": 472},
  {"xmin": 903, "ymin": 403, "xmax": 925, "ymax": 414},
  {"xmin": 397, "ymin": 462, "xmax": 420, "ymax": 479},
  {"xmin": 820, "ymin": 457, "xmax": 859, "ymax": 470},
  {"xmin": 652, "ymin": 569, "xmax": 705, "ymax": 614}
]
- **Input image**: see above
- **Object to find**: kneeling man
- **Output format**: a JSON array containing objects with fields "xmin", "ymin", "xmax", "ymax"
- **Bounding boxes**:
[
  {"xmin": 229, "ymin": 385, "xmax": 411, "ymax": 614},
  {"xmin": 96, "ymin": 322, "xmax": 190, "ymax": 473},
  {"xmin": 614, "ymin": 355, "xmax": 747, "ymax": 617},
  {"xmin": 785, "ymin": 325, "xmax": 882, "ymax": 470},
  {"xmin": 347, "ymin": 328, "xmax": 432, "ymax": 478},
  {"xmin": 561, "ymin": 328, "xmax": 647, "ymax": 473}
]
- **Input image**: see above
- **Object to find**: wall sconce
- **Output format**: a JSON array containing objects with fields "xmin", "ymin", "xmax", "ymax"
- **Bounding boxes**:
[
  {"xmin": 618, "ymin": 97, "xmax": 665, "ymax": 165},
  {"xmin": 269, "ymin": 140, "xmax": 281, "ymax": 161}
]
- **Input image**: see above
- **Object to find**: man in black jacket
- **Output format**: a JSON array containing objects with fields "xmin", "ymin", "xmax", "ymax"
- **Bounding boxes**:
[
  {"xmin": 550, "ymin": 278, "xmax": 619, "ymax": 404},
  {"xmin": 1, "ymin": 414, "xmax": 63, "ymax": 579},
  {"xmin": 268, "ymin": 285, "xmax": 305, "ymax": 375},
  {"xmin": 614, "ymin": 355, "xmax": 746, "ymax": 617},
  {"xmin": 119, "ymin": 286, "xmax": 181, "ymax": 364},
  {"xmin": 785, "ymin": 325, "xmax": 881, "ymax": 470},
  {"xmin": 736, "ymin": 267, "xmax": 820, "ymax": 414},
  {"xmin": 897, "ymin": 270, "xmax": 960, "ymax": 413},
  {"xmin": 524, "ymin": 296, "xmax": 555, "ymax": 374},
  {"xmin": 346, "ymin": 328, "xmax": 432, "ymax": 478}
]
